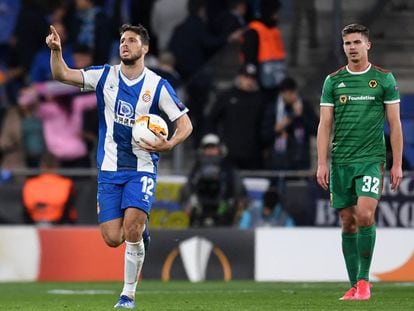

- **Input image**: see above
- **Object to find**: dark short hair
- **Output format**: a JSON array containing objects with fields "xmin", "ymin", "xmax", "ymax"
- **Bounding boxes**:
[
  {"xmin": 228, "ymin": 0, "xmax": 246, "ymax": 9},
  {"xmin": 278, "ymin": 77, "xmax": 297, "ymax": 92},
  {"xmin": 119, "ymin": 24, "xmax": 150, "ymax": 45},
  {"xmin": 341, "ymin": 23, "xmax": 369, "ymax": 39},
  {"xmin": 263, "ymin": 187, "xmax": 280, "ymax": 210},
  {"xmin": 188, "ymin": 0, "xmax": 206, "ymax": 15}
]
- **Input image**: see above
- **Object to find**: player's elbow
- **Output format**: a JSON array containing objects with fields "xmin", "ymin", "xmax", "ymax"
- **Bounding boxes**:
[
  {"xmin": 186, "ymin": 121, "xmax": 193, "ymax": 136},
  {"xmin": 51, "ymin": 70, "xmax": 65, "ymax": 82}
]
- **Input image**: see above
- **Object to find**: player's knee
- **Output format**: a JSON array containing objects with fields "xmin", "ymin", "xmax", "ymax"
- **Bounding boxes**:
[
  {"xmin": 123, "ymin": 222, "xmax": 145, "ymax": 242},
  {"xmin": 357, "ymin": 214, "xmax": 374, "ymax": 227},
  {"xmin": 340, "ymin": 213, "xmax": 357, "ymax": 233},
  {"xmin": 102, "ymin": 232, "xmax": 123, "ymax": 248},
  {"xmin": 342, "ymin": 222, "xmax": 357, "ymax": 233}
]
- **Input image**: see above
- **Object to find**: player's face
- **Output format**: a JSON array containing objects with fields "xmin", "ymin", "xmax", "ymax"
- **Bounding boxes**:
[
  {"xmin": 119, "ymin": 31, "xmax": 148, "ymax": 65},
  {"xmin": 342, "ymin": 32, "xmax": 371, "ymax": 64}
]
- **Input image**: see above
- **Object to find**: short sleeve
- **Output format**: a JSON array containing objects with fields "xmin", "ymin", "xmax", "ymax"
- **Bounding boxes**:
[
  {"xmin": 383, "ymin": 73, "xmax": 400, "ymax": 104},
  {"xmin": 320, "ymin": 75, "xmax": 334, "ymax": 106},
  {"xmin": 80, "ymin": 65, "xmax": 106, "ymax": 91},
  {"xmin": 158, "ymin": 80, "xmax": 189, "ymax": 121}
]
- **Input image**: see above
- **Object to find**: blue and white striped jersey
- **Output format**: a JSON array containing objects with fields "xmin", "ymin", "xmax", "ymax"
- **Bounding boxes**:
[{"xmin": 81, "ymin": 65, "xmax": 188, "ymax": 173}]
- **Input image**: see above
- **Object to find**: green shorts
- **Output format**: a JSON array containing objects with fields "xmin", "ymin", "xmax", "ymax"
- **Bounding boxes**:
[{"xmin": 330, "ymin": 162, "xmax": 385, "ymax": 209}]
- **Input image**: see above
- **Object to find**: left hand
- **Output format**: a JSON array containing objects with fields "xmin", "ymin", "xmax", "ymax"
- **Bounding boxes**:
[
  {"xmin": 138, "ymin": 132, "xmax": 172, "ymax": 152},
  {"xmin": 390, "ymin": 165, "xmax": 403, "ymax": 191}
]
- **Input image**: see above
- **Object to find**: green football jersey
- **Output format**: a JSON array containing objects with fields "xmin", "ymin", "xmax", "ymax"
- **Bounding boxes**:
[{"xmin": 320, "ymin": 64, "xmax": 400, "ymax": 164}]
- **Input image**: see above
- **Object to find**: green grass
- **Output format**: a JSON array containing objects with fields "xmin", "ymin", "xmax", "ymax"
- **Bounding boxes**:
[{"xmin": 0, "ymin": 281, "xmax": 413, "ymax": 310}]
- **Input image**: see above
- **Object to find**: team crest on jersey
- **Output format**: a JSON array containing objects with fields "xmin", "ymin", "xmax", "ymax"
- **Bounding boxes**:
[
  {"xmin": 339, "ymin": 95, "xmax": 347, "ymax": 104},
  {"xmin": 115, "ymin": 99, "xmax": 135, "ymax": 127},
  {"xmin": 368, "ymin": 80, "xmax": 378, "ymax": 88},
  {"xmin": 142, "ymin": 90, "xmax": 152, "ymax": 102}
]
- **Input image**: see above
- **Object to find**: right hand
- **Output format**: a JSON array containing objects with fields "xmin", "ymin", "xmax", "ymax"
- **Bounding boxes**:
[
  {"xmin": 45, "ymin": 25, "xmax": 61, "ymax": 51},
  {"xmin": 316, "ymin": 163, "xmax": 329, "ymax": 191}
]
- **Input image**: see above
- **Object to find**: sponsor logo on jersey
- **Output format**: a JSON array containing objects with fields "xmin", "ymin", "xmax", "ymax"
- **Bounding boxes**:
[
  {"xmin": 369, "ymin": 80, "xmax": 378, "ymax": 88},
  {"xmin": 348, "ymin": 95, "xmax": 375, "ymax": 101},
  {"xmin": 338, "ymin": 82, "xmax": 346, "ymax": 88},
  {"xmin": 339, "ymin": 95, "xmax": 347, "ymax": 104},
  {"xmin": 115, "ymin": 99, "xmax": 135, "ymax": 127},
  {"xmin": 142, "ymin": 90, "xmax": 152, "ymax": 102}
]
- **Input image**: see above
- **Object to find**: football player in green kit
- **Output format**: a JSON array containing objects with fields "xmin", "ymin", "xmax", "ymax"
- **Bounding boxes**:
[{"xmin": 316, "ymin": 24, "xmax": 403, "ymax": 300}]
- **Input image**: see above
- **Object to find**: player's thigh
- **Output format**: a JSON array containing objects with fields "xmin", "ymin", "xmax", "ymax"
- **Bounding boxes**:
[
  {"xmin": 355, "ymin": 162, "xmax": 385, "ymax": 200},
  {"xmin": 330, "ymin": 164, "xmax": 357, "ymax": 209},
  {"xmin": 97, "ymin": 182, "xmax": 124, "ymax": 223},
  {"xmin": 122, "ymin": 172, "xmax": 157, "ymax": 215}
]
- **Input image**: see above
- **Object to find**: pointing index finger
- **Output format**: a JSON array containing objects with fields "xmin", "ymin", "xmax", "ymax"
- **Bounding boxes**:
[{"xmin": 50, "ymin": 25, "xmax": 57, "ymax": 35}]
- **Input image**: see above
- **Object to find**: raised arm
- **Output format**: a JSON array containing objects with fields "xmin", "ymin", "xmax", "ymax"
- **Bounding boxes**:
[
  {"xmin": 316, "ymin": 106, "xmax": 334, "ymax": 190},
  {"xmin": 385, "ymin": 103, "xmax": 403, "ymax": 191},
  {"xmin": 46, "ymin": 25, "xmax": 83, "ymax": 87}
]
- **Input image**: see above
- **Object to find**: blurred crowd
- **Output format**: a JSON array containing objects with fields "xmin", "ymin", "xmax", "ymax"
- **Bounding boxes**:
[
  {"xmin": 0, "ymin": 0, "xmax": 319, "ymax": 172},
  {"xmin": 0, "ymin": 0, "xmax": 321, "ymax": 228}
]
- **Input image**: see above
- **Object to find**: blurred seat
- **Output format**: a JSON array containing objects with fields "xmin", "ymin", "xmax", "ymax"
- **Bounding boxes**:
[
  {"xmin": 402, "ymin": 119, "xmax": 414, "ymax": 145},
  {"xmin": 400, "ymin": 94, "xmax": 414, "ymax": 118},
  {"xmin": 0, "ymin": 182, "xmax": 24, "ymax": 224}
]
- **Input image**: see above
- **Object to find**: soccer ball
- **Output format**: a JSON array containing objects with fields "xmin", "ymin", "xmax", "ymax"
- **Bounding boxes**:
[{"xmin": 132, "ymin": 114, "xmax": 169, "ymax": 145}]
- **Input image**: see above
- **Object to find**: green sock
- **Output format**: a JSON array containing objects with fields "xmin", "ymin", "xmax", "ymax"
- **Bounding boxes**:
[
  {"xmin": 342, "ymin": 232, "xmax": 359, "ymax": 287},
  {"xmin": 357, "ymin": 225, "xmax": 376, "ymax": 281}
]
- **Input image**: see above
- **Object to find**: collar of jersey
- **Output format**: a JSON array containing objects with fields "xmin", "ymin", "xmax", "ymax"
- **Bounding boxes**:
[
  {"xmin": 119, "ymin": 65, "xmax": 146, "ymax": 86},
  {"xmin": 346, "ymin": 63, "xmax": 371, "ymax": 75}
]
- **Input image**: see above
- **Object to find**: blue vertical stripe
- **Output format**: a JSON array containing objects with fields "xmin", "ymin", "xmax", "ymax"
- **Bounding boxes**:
[
  {"xmin": 114, "ymin": 75, "xmax": 144, "ymax": 170},
  {"xmin": 149, "ymin": 79, "xmax": 164, "ymax": 115},
  {"xmin": 148, "ymin": 79, "xmax": 165, "ymax": 169},
  {"xmin": 95, "ymin": 65, "xmax": 111, "ymax": 169}
]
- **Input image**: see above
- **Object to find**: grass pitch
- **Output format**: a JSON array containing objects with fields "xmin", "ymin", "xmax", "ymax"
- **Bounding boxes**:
[{"xmin": 0, "ymin": 281, "xmax": 413, "ymax": 310}]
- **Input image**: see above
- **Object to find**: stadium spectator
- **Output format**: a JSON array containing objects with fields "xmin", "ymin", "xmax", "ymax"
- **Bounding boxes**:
[
  {"xmin": 316, "ymin": 24, "xmax": 403, "ymax": 300},
  {"xmin": 150, "ymin": 51, "xmax": 183, "ymax": 92},
  {"xmin": 0, "ymin": 104, "xmax": 26, "ymax": 170},
  {"xmin": 239, "ymin": 186, "xmax": 294, "ymax": 228},
  {"xmin": 261, "ymin": 77, "xmax": 317, "ymax": 170},
  {"xmin": 46, "ymin": 23, "xmax": 192, "ymax": 309},
  {"xmin": 18, "ymin": 86, "xmax": 45, "ymax": 168},
  {"xmin": 22, "ymin": 152, "xmax": 77, "ymax": 225},
  {"xmin": 3, "ymin": 0, "xmax": 49, "ymax": 104},
  {"xmin": 209, "ymin": 0, "xmax": 248, "ymax": 83},
  {"xmin": 289, "ymin": 0, "xmax": 319, "ymax": 67},
  {"xmin": 181, "ymin": 134, "xmax": 247, "ymax": 227},
  {"xmin": 150, "ymin": 0, "xmax": 189, "ymax": 53},
  {"xmin": 66, "ymin": 0, "xmax": 112, "ymax": 65},
  {"xmin": 210, "ymin": 0, "xmax": 247, "ymax": 36},
  {"xmin": 169, "ymin": 0, "xmax": 242, "ymax": 146},
  {"xmin": 207, "ymin": 65, "xmax": 266, "ymax": 170},
  {"xmin": 0, "ymin": 0, "xmax": 20, "ymax": 65},
  {"xmin": 35, "ymin": 81, "xmax": 96, "ymax": 168},
  {"xmin": 241, "ymin": 0, "xmax": 286, "ymax": 96}
]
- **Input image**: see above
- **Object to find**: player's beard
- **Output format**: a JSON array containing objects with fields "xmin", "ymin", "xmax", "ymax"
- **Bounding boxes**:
[{"xmin": 121, "ymin": 50, "xmax": 143, "ymax": 66}]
